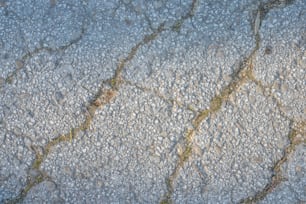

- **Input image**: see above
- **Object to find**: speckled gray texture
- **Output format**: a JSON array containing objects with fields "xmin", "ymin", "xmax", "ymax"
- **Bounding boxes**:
[{"xmin": 1, "ymin": 0, "xmax": 305, "ymax": 203}]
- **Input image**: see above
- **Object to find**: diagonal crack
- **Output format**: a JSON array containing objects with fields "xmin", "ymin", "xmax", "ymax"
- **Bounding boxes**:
[
  {"xmin": 123, "ymin": 79, "xmax": 198, "ymax": 114},
  {"xmin": 4, "ymin": 14, "xmax": 89, "ymax": 85},
  {"xmin": 237, "ymin": 0, "xmax": 306, "ymax": 202},
  {"xmin": 3, "ymin": 0, "xmax": 199, "ymax": 203},
  {"xmin": 159, "ymin": 0, "xmax": 299, "ymax": 203},
  {"xmin": 239, "ymin": 120, "xmax": 305, "ymax": 204},
  {"xmin": 3, "ymin": 0, "xmax": 302, "ymax": 203}
]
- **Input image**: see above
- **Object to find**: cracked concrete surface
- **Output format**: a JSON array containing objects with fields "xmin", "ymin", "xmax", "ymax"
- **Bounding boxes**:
[{"xmin": 0, "ymin": 0, "xmax": 305, "ymax": 203}]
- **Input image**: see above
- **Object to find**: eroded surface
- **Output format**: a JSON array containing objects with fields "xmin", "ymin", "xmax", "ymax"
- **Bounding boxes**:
[{"xmin": 0, "ymin": 0, "xmax": 305, "ymax": 203}]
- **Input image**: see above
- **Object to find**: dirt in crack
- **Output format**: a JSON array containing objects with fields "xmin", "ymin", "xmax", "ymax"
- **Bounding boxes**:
[
  {"xmin": 160, "ymin": 0, "xmax": 302, "ymax": 202},
  {"xmin": 4, "ymin": 17, "xmax": 88, "ymax": 85},
  {"xmin": 161, "ymin": 0, "xmax": 303, "ymax": 203},
  {"xmin": 4, "ymin": 87, "xmax": 117, "ymax": 204},
  {"xmin": 159, "ymin": 0, "xmax": 281, "ymax": 202},
  {"xmin": 3, "ymin": 1, "xmax": 201, "ymax": 202},
  {"xmin": 159, "ymin": 62, "xmax": 256, "ymax": 204},
  {"xmin": 4, "ymin": 0, "xmax": 299, "ymax": 203},
  {"xmin": 239, "ymin": 121, "xmax": 305, "ymax": 204}
]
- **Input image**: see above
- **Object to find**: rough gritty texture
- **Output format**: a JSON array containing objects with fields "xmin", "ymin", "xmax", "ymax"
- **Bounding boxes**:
[
  {"xmin": 39, "ymin": 85, "xmax": 194, "ymax": 203},
  {"xmin": 260, "ymin": 144, "xmax": 306, "ymax": 204},
  {"xmin": 253, "ymin": 0, "xmax": 306, "ymax": 120},
  {"xmin": 173, "ymin": 82, "xmax": 290, "ymax": 203},
  {"xmin": 0, "ymin": 0, "xmax": 305, "ymax": 203}
]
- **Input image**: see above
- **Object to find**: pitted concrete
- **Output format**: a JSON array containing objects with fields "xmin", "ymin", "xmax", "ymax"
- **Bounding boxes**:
[{"xmin": 1, "ymin": 0, "xmax": 305, "ymax": 203}]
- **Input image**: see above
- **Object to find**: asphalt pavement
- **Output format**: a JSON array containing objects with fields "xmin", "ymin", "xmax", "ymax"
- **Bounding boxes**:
[{"xmin": 0, "ymin": 0, "xmax": 305, "ymax": 203}]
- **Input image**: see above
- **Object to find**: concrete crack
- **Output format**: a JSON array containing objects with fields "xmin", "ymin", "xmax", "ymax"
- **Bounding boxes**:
[
  {"xmin": 3, "ymin": 0, "xmax": 199, "ymax": 203},
  {"xmin": 159, "ymin": 0, "xmax": 299, "ymax": 203},
  {"xmin": 3, "ymin": 0, "xmax": 301, "ymax": 202},
  {"xmin": 170, "ymin": 0, "xmax": 198, "ymax": 32},
  {"xmin": 239, "ymin": 121, "xmax": 305, "ymax": 204},
  {"xmin": 4, "ymin": 16, "xmax": 89, "ymax": 85},
  {"xmin": 123, "ymin": 80, "xmax": 198, "ymax": 114}
]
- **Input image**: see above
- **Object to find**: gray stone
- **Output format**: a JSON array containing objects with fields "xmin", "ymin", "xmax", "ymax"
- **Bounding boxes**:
[{"xmin": 1, "ymin": 0, "xmax": 305, "ymax": 203}]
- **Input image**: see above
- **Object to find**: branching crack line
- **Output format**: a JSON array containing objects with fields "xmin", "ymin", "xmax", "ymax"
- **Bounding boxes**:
[
  {"xmin": 4, "ymin": 16, "xmax": 89, "ymax": 85},
  {"xmin": 123, "ymin": 80, "xmax": 198, "ymax": 115},
  {"xmin": 159, "ymin": 0, "xmax": 301, "ymax": 203},
  {"xmin": 3, "ymin": 0, "xmax": 199, "ymax": 203},
  {"xmin": 3, "ymin": 0, "xmax": 303, "ymax": 203},
  {"xmin": 239, "ymin": 121, "xmax": 305, "ymax": 204}
]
